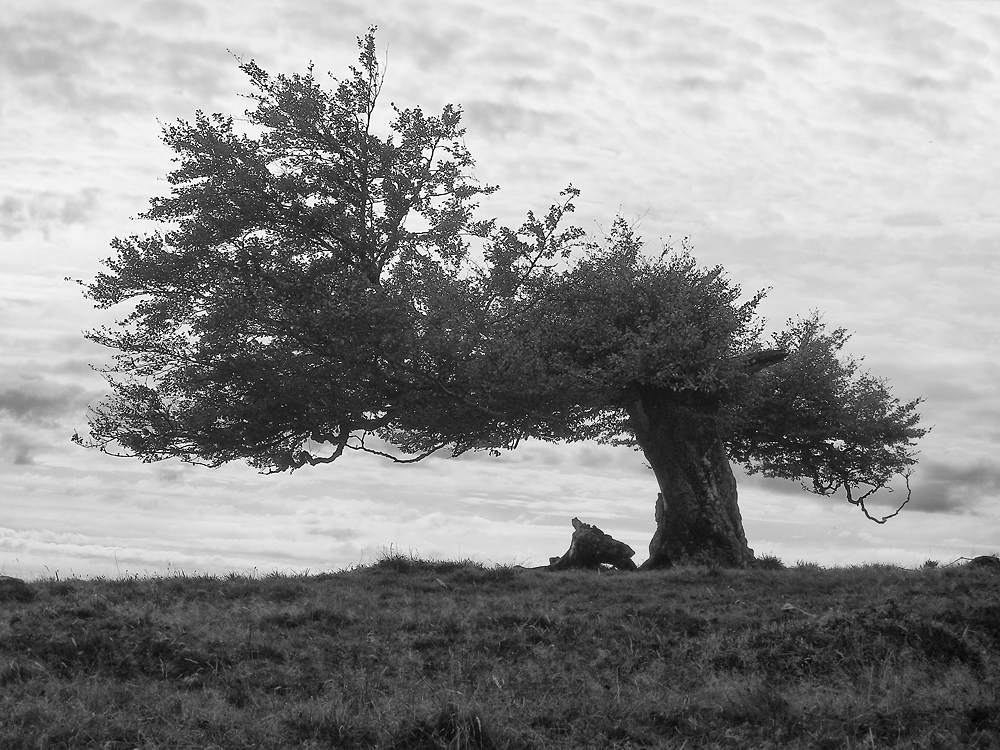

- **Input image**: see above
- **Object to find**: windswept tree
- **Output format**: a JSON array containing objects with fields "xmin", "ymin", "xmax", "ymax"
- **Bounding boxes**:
[
  {"xmin": 75, "ymin": 30, "xmax": 927, "ymax": 568},
  {"xmin": 503, "ymin": 225, "xmax": 926, "ymax": 566}
]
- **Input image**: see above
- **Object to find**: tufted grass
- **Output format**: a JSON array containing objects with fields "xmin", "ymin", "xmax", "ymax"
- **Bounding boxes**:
[{"xmin": 2, "ymin": 556, "xmax": 999, "ymax": 748}]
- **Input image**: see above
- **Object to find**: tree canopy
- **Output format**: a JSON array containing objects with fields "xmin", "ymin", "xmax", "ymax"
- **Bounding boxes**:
[{"xmin": 75, "ymin": 29, "xmax": 926, "ymax": 540}]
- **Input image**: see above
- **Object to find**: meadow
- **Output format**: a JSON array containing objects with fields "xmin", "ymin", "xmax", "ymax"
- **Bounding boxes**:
[{"xmin": 1, "ymin": 554, "xmax": 998, "ymax": 749}]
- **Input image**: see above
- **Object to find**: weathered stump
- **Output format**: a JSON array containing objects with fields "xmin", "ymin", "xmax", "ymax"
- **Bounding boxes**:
[{"xmin": 548, "ymin": 518, "xmax": 637, "ymax": 571}]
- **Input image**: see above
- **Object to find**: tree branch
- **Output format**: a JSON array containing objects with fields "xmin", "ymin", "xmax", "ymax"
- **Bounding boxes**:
[
  {"xmin": 733, "ymin": 348, "xmax": 788, "ymax": 374},
  {"xmin": 845, "ymin": 470, "xmax": 913, "ymax": 524}
]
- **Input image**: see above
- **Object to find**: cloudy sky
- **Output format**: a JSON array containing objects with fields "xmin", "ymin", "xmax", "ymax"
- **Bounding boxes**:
[{"xmin": 2, "ymin": 0, "xmax": 999, "ymax": 579}]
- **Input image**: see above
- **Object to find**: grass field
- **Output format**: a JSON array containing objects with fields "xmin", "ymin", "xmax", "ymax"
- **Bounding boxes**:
[{"xmin": 2, "ymin": 554, "xmax": 999, "ymax": 749}]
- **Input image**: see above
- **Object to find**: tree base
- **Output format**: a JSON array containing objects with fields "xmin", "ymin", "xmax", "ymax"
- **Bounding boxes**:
[
  {"xmin": 627, "ymin": 388, "xmax": 756, "ymax": 570},
  {"xmin": 639, "ymin": 492, "xmax": 755, "ymax": 570}
]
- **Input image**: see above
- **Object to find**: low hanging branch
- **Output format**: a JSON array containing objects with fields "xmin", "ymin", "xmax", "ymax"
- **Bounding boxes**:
[{"xmin": 845, "ymin": 470, "xmax": 914, "ymax": 525}]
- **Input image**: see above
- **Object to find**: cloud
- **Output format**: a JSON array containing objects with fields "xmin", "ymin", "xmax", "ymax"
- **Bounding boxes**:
[
  {"xmin": 913, "ymin": 458, "xmax": 1000, "ymax": 513},
  {"xmin": 393, "ymin": 20, "xmax": 475, "ymax": 71},
  {"xmin": 0, "ymin": 372, "xmax": 88, "ymax": 425},
  {"xmin": 818, "ymin": 6, "xmax": 995, "ymax": 145},
  {"xmin": 0, "ymin": 367, "xmax": 93, "ymax": 467},
  {"xmin": 308, "ymin": 524, "xmax": 361, "ymax": 542},
  {"xmin": 827, "ymin": 3, "xmax": 990, "ymax": 69},
  {"xmin": 592, "ymin": 14, "xmax": 766, "ymax": 110},
  {"xmin": 0, "ymin": 189, "xmax": 100, "ymax": 239},
  {"xmin": 752, "ymin": 13, "xmax": 828, "ymax": 47},
  {"xmin": 135, "ymin": 0, "xmax": 208, "ymax": 25},
  {"xmin": 462, "ymin": 101, "xmax": 568, "ymax": 140},
  {"xmin": 900, "ymin": 66, "xmax": 994, "ymax": 95},
  {"xmin": 844, "ymin": 86, "xmax": 953, "ymax": 141},
  {"xmin": 882, "ymin": 211, "xmax": 943, "ymax": 227},
  {"xmin": 0, "ymin": 426, "xmax": 42, "ymax": 465},
  {"xmin": 272, "ymin": 0, "xmax": 374, "ymax": 51},
  {"xmin": 0, "ymin": 5, "xmax": 238, "ymax": 121}
]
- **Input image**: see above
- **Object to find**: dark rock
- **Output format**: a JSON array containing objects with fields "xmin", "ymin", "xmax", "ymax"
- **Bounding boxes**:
[
  {"xmin": 547, "ymin": 518, "xmax": 637, "ymax": 571},
  {"xmin": 967, "ymin": 555, "xmax": 1000, "ymax": 570},
  {"xmin": 0, "ymin": 575, "xmax": 34, "ymax": 602}
]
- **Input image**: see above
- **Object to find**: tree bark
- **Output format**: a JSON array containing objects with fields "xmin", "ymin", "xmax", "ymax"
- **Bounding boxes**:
[{"xmin": 626, "ymin": 385, "xmax": 754, "ymax": 569}]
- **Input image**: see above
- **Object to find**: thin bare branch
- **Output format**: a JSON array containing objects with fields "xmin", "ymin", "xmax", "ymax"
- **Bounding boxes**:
[{"xmin": 846, "ymin": 470, "xmax": 913, "ymax": 524}]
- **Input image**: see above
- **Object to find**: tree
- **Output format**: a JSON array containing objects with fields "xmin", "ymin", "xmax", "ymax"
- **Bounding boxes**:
[
  {"xmin": 483, "ymin": 221, "xmax": 925, "ymax": 568},
  {"xmin": 74, "ymin": 30, "xmax": 927, "ymax": 567}
]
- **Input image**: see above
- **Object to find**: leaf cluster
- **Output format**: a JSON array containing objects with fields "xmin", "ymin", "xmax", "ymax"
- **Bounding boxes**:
[
  {"xmin": 76, "ymin": 29, "xmax": 515, "ymax": 471},
  {"xmin": 726, "ymin": 313, "xmax": 928, "ymax": 519},
  {"xmin": 516, "ymin": 219, "xmax": 768, "ymax": 444}
]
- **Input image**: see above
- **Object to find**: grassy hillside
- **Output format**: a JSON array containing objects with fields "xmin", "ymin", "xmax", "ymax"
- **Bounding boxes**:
[{"xmin": 2, "ymin": 556, "xmax": 999, "ymax": 749}]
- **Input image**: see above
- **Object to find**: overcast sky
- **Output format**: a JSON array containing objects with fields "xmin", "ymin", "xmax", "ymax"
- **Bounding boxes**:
[{"xmin": 2, "ymin": 0, "xmax": 999, "ymax": 579}]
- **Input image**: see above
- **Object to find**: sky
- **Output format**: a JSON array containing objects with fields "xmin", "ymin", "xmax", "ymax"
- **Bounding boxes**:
[{"xmin": 2, "ymin": 0, "xmax": 999, "ymax": 579}]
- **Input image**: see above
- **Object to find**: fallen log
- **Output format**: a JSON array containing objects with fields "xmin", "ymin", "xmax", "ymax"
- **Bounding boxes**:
[{"xmin": 547, "ymin": 518, "xmax": 637, "ymax": 571}]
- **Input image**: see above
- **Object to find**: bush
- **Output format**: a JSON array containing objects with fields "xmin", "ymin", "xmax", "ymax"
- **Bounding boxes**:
[{"xmin": 754, "ymin": 554, "xmax": 786, "ymax": 571}]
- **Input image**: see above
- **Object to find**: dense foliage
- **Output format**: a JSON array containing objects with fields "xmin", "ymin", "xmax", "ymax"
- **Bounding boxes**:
[
  {"xmin": 78, "ymin": 30, "xmax": 543, "ymax": 471},
  {"xmin": 728, "ymin": 316, "xmax": 926, "ymax": 521}
]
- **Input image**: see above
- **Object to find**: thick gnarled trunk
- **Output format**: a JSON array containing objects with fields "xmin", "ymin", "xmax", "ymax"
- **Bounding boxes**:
[{"xmin": 626, "ymin": 385, "xmax": 754, "ymax": 569}]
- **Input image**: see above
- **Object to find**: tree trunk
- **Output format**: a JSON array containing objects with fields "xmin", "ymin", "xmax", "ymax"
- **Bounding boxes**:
[{"xmin": 626, "ymin": 385, "xmax": 754, "ymax": 569}]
